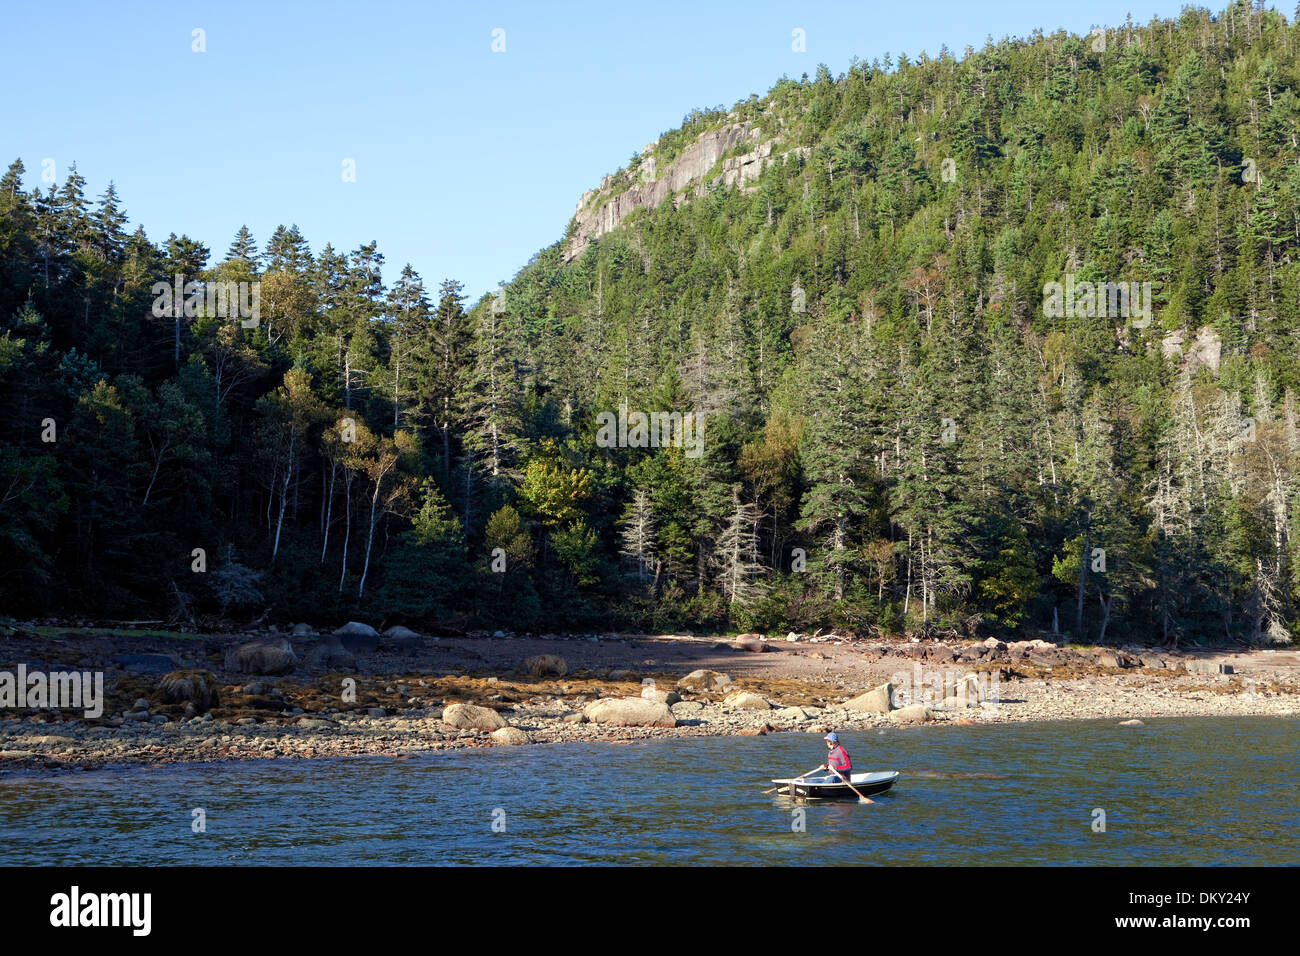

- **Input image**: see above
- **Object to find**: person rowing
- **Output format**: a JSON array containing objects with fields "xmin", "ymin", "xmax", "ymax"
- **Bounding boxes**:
[
  {"xmin": 819, "ymin": 731, "xmax": 852, "ymax": 783},
  {"xmin": 817, "ymin": 731, "xmax": 874, "ymax": 803}
]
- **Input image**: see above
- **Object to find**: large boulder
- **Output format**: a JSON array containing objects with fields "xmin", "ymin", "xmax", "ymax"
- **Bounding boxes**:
[
  {"xmin": 583, "ymin": 698, "xmax": 678, "ymax": 728},
  {"xmin": 734, "ymin": 633, "xmax": 766, "ymax": 652},
  {"xmin": 441, "ymin": 703, "xmax": 506, "ymax": 731},
  {"xmin": 157, "ymin": 670, "xmax": 219, "ymax": 711},
  {"xmin": 1094, "ymin": 649, "xmax": 1124, "ymax": 669},
  {"xmin": 224, "ymin": 638, "xmax": 297, "ymax": 675},
  {"xmin": 723, "ymin": 690, "xmax": 772, "ymax": 710},
  {"xmin": 307, "ymin": 637, "xmax": 356, "ymax": 671},
  {"xmin": 845, "ymin": 682, "xmax": 893, "ymax": 714},
  {"xmin": 676, "ymin": 669, "xmax": 733, "ymax": 693},
  {"xmin": 890, "ymin": 704, "xmax": 933, "ymax": 724},
  {"xmin": 382, "ymin": 625, "xmax": 423, "ymax": 648},
  {"xmin": 490, "ymin": 727, "xmax": 532, "ymax": 745},
  {"xmin": 524, "ymin": 654, "xmax": 568, "ymax": 678},
  {"xmin": 333, "ymin": 622, "xmax": 380, "ymax": 653}
]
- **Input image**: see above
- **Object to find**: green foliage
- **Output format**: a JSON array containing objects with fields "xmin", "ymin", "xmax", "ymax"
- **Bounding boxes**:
[{"xmin": 3, "ymin": 6, "xmax": 1300, "ymax": 643}]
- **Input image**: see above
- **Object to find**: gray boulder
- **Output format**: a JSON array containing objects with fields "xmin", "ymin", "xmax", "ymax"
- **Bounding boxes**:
[
  {"xmin": 844, "ymin": 683, "xmax": 893, "ymax": 714},
  {"xmin": 225, "ymin": 638, "xmax": 297, "ymax": 675},
  {"xmin": 307, "ymin": 637, "xmax": 356, "ymax": 671},
  {"xmin": 490, "ymin": 727, "xmax": 532, "ymax": 745},
  {"xmin": 383, "ymin": 625, "xmax": 423, "ymax": 648},
  {"xmin": 333, "ymin": 622, "xmax": 380, "ymax": 653},
  {"xmin": 441, "ymin": 703, "xmax": 506, "ymax": 731},
  {"xmin": 723, "ymin": 690, "xmax": 772, "ymax": 710},
  {"xmin": 889, "ymin": 704, "xmax": 933, "ymax": 723},
  {"xmin": 157, "ymin": 670, "xmax": 218, "ymax": 711},
  {"xmin": 583, "ymin": 698, "xmax": 678, "ymax": 728}
]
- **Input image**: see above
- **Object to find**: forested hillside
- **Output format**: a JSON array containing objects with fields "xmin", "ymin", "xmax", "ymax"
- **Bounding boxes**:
[{"xmin": 3, "ymin": 2, "xmax": 1300, "ymax": 646}]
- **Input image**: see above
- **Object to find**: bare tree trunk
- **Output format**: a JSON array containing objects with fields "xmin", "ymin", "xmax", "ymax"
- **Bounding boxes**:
[{"xmin": 338, "ymin": 471, "xmax": 352, "ymax": 592}]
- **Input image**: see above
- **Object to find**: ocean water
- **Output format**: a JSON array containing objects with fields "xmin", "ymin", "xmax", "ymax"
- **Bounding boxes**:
[{"xmin": 1, "ymin": 716, "xmax": 1295, "ymax": 865}]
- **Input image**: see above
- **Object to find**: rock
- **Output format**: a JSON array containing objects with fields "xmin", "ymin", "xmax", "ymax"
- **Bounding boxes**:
[
  {"xmin": 333, "ymin": 622, "xmax": 379, "ymax": 653},
  {"xmin": 291, "ymin": 622, "xmax": 314, "ymax": 637},
  {"xmin": 844, "ymin": 683, "xmax": 893, "ymax": 714},
  {"xmin": 235, "ymin": 717, "xmax": 258, "ymax": 726},
  {"xmin": 640, "ymin": 685, "xmax": 681, "ymax": 705},
  {"xmin": 157, "ymin": 670, "xmax": 219, "ymax": 711},
  {"xmin": 1139, "ymin": 655, "xmax": 1167, "ymax": 669},
  {"xmin": 131, "ymin": 698, "xmax": 149, "ymax": 711},
  {"xmin": 524, "ymin": 654, "xmax": 568, "ymax": 678},
  {"xmin": 1119, "ymin": 719, "xmax": 1144, "ymax": 726},
  {"xmin": 563, "ymin": 121, "xmax": 807, "ymax": 261},
  {"xmin": 561, "ymin": 711, "xmax": 587, "ymax": 724},
  {"xmin": 296, "ymin": 718, "xmax": 335, "ymax": 730},
  {"xmin": 490, "ymin": 727, "xmax": 532, "ymax": 745},
  {"xmin": 583, "ymin": 698, "xmax": 678, "ymax": 728},
  {"xmin": 1095, "ymin": 650, "xmax": 1124, "ymax": 669},
  {"xmin": 225, "ymin": 638, "xmax": 297, "ymax": 675},
  {"xmin": 113, "ymin": 653, "xmax": 176, "ymax": 675},
  {"xmin": 723, "ymin": 691, "xmax": 772, "ymax": 710},
  {"xmin": 942, "ymin": 695, "xmax": 980, "ymax": 709},
  {"xmin": 773, "ymin": 706, "xmax": 808, "ymax": 721},
  {"xmin": 307, "ymin": 638, "xmax": 356, "ymax": 671},
  {"xmin": 676, "ymin": 669, "xmax": 733, "ymax": 693},
  {"xmin": 441, "ymin": 703, "xmax": 506, "ymax": 731},
  {"xmin": 734, "ymin": 633, "xmax": 765, "ymax": 652},
  {"xmin": 123, "ymin": 710, "xmax": 150, "ymax": 721},
  {"xmin": 1188, "ymin": 660, "xmax": 1233, "ymax": 675},
  {"xmin": 889, "ymin": 704, "xmax": 933, "ymax": 724},
  {"xmin": 786, "ymin": 632, "xmax": 802, "ymax": 643},
  {"xmin": 926, "ymin": 644, "xmax": 957, "ymax": 662},
  {"xmin": 382, "ymin": 625, "xmax": 423, "ymax": 647},
  {"xmin": 607, "ymin": 669, "xmax": 637, "ymax": 681},
  {"xmin": 366, "ymin": 707, "xmax": 387, "ymax": 718},
  {"xmin": 670, "ymin": 700, "xmax": 704, "ymax": 716},
  {"xmin": 1029, "ymin": 651, "xmax": 1063, "ymax": 667},
  {"xmin": 334, "ymin": 621, "xmax": 379, "ymax": 638}
]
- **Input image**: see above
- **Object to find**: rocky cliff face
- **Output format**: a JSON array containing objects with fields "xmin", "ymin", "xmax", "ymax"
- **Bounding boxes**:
[{"xmin": 563, "ymin": 122, "xmax": 810, "ymax": 261}]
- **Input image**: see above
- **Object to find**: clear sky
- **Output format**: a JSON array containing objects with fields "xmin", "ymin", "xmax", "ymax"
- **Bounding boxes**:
[{"xmin": 0, "ymin": 1, "xmax": 1269, "ymax": 303}]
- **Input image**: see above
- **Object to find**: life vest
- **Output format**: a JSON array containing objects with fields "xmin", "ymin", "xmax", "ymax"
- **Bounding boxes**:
[{"xmin": 828, "ymin": 745, "xmax": 851, "ymax": 774}]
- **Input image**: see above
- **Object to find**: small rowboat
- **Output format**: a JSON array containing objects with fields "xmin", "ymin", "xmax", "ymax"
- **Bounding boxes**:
[{"xmin": 770, "ymin": 770, "xmax": 900, "ymax": 799}]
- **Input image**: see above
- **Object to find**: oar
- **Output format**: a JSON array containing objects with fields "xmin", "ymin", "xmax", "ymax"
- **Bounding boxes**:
[
  {"xmin": 834, "ymin": 769, "xmax": 875, "ymax": 805},
  {"xmin": 762, "ymin": 765, "xmax": 823, "ymax": 794}
]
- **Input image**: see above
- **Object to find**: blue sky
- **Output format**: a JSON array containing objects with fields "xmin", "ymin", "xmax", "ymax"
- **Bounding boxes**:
[{"xmin": 0, "ymin": 1, "xmax": 1272, "ymax": 303}]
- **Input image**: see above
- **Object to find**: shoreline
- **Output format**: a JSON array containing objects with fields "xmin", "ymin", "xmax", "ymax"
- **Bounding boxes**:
[{"xmin": 2, "ymin": 627, "xmax": 1297, "ymax": 774}]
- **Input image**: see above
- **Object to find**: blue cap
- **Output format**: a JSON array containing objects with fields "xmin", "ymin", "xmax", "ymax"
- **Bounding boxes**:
[{"xmin": 824, "ymin": 732, "xmax": 838, "ymax": 743}]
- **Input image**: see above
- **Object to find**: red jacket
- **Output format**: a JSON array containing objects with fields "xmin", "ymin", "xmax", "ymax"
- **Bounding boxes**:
[{"xmin": 827, "ymin": 745, "xmax": 851, "ymax": 775}]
